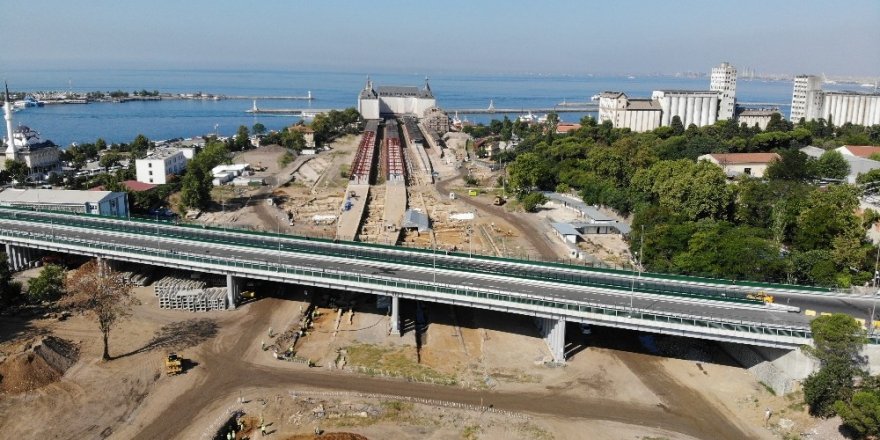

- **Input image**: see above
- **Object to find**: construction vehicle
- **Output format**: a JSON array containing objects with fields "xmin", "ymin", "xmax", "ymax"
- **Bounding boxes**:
[
  {"xmin": 164, "ymin": 353, "xmax": 183, "ymax": 376},
  {"xmin": 240, "ymin": 290, "xmax": 256, "ymax": 299},
  {"xmin": 747, "ymin": 291, "xmax": 775, "ymax": 304},
  {"xmin": 493, "ymin": 196, "xmax": 505, "ymax": 206}
]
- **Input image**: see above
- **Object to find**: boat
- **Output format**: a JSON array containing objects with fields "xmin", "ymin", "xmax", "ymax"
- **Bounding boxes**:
[
  {"xmin": 517, "ymin": 111, "xmax": 537, "ymax": 124},
  {"xmin": 627, "ymin": 75, "xmax": 636, "ymax": 79},
  {"xmin": 451, "ymin": 111, "xmax": 463, "ymax": 130},
  {"xmin": 13, "ymin": 96, "xmax": 43, "ymax": 109},
  {"xmin": 861, "ymin": 83, "xmax": 876, "ymax": 88}
]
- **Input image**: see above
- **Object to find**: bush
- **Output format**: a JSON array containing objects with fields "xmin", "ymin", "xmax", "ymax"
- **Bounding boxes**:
[
  {"xmin": 520, "ymin": 192, "xmax": 547, "ymax": 213},
  {"xmin": 28, "ymin": 264, "xmax": 66, "ymax": 302}
]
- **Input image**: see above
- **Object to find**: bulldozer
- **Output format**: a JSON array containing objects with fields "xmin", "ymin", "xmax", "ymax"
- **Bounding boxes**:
[
  {"xmin": 164, "ymin": 353, "xmax": 183, "ymax": 376},
  {"xmin": 746, "ymin": 291, "xmax": 775, "ymax": 304}
]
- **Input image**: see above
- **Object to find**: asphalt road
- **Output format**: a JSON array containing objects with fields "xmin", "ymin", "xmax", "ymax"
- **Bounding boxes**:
[
  {"xmin": 3, "ymin": 209, "xmax": 871, "ymax": 321},
  {"xmin": 2, "ymin": 218, "xmax": 814, "ymax": 329}
]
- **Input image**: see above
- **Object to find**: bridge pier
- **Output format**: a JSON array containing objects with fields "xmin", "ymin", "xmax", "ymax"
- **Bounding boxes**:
[
  {"xmin": 538, "ymin": 317, "xmax": 566, "ymax": 364},
  {"xmin": 5, "ymin": 244, "xmax": 34, "ymax": 272},
  {"xmin": 390, "ymin": 294, "xmax": 401, "ymax": 336},
  {"xmin": 226, "ymin": 274, "xmax": 240, "ymax": 310}
]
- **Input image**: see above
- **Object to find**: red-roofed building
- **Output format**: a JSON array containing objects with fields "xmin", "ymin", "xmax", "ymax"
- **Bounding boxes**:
[
  {"xmin": 836, "ymin": 145, "xmax": 880, "ymax": 160},
  {"xmin": 698, "ymin": 153, "xmax": 780, "ymax": 178},
  {"xmin": 555, "ymin": 123, "xmax": 582, "ymax": 134}
]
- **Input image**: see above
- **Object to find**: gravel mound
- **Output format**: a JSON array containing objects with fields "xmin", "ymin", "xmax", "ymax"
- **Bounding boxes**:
[{"xmin": 0, "ymin": 336, "xmax": 79, "ymax": 393}]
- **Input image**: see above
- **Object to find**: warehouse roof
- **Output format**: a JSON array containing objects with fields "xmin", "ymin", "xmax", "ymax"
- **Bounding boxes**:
[{"xmin": 0, "ymin": 188, "xmax": 122, "ymax": 205}]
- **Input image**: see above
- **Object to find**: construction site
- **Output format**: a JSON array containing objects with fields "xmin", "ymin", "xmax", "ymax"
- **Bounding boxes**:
[{"xmin": 0, "ymin": 100, "xmax": 834, "ymax": 440}]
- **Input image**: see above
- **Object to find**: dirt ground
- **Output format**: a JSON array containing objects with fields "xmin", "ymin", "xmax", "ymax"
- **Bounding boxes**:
[{"xmin": 0, "ymin": 267, "xmax": 843, "ymax": 440}]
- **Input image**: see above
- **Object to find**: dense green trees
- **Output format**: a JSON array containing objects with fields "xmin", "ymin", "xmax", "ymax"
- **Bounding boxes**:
[
  {"xmin": 310, "ymin": 108, "xmax": 362, "ymax": 145},
  {"xmin": 803, "ymin": 314, "xmax": 867, "ymax": 417},
  {"xmin": 477, "ymin": 111, "xmax": 880, "ymax": 286}
]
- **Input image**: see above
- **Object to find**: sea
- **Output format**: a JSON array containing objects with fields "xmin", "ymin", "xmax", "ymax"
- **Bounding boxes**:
[{"xmin": 3, "ymin": 69, "xmax": 853, "ymax": 148}]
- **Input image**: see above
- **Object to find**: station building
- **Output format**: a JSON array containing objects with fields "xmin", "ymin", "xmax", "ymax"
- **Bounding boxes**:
[{"xmin": 358, "ymin": 77, "xmax": 436, "ymax": 120}]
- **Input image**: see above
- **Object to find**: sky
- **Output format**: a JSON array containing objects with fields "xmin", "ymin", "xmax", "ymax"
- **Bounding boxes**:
[{"xmin": 2, "ymin": 0, "xmax": 878, "ymax": 77}]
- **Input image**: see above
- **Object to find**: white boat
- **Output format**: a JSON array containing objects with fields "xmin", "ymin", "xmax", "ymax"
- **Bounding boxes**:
[{"xmin": 517, "ymin": 111, "xmax": 537, "ymax": 123}]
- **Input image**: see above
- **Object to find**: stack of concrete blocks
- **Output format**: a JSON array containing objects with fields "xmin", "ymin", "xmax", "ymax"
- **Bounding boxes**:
[
  {"xmin": 158, "ymin": 286, "xmax": 228, "ymax": 312},
  {"xmin": 153, "ymin": 276, "xmax": 207, "ymax": 297}
]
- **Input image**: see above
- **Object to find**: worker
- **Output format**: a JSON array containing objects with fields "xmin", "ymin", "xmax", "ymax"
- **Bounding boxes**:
[
  {"xmin": 261, "ymin": 340, "xmax": 265, "ymax": 351},
  {"xmin": 260, "ymin": 423, "xmax": 267, "ymax": 436}
]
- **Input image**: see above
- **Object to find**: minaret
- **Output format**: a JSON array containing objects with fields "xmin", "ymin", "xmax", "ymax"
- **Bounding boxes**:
[{"xmin": 4, "ymin": 83, "xmax": 16, "ymax": 161}]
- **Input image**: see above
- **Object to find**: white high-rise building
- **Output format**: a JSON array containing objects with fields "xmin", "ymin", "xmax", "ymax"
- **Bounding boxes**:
[
  {"xmin": 790, "ymin": 75, "xmax": 823, "ymax": 122},
  {"xmin": 135, "ymin": 148, "xmax": 188, "ymax": 184},
  {"xmin": 710, "ymin": 62, "xmax": 737, "ymax": 120}
]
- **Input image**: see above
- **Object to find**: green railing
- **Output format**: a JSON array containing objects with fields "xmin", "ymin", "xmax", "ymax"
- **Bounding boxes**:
[
  {"xmin": 1, "ymin": 228, "xmax": 816, "ymax": 343},
  {"xmin": 0, "ymin": 207, "xmax": 774, "ymax": 305}
]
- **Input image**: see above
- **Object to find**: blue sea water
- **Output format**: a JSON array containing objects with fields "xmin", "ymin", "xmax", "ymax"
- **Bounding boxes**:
[{"xmin": 4, "ymin": 69, "xmax": 809, "ymax": 147}]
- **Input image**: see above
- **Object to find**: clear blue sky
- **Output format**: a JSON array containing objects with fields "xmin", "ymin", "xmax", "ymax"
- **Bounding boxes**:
[{"xmin": 3, "ymin": 0, "xmax": 878, "ymax": 76}]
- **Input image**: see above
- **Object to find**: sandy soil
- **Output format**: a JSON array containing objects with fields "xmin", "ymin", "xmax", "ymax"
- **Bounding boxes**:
[{"xmin": 0, "ymin": 275, "xmax": 838, "ymax": 440}]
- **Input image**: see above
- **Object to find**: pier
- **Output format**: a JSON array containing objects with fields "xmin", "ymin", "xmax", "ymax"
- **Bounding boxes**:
[{"xmin": 448, "ymin": 106, "xmax": 597, "ymax": 115}]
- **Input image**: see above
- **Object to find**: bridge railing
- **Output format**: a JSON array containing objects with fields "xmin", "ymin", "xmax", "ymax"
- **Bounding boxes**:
[
  {"xmin": 2, "ymin": 228, "xmax": 819, "ymax": 343},
  {"xmin": 0, "ymin": 206, "xmax": 838, "ymax": 295},
  {"xmin": 0, "ymin": 208, "xmax": 808, "ymax": 305}
]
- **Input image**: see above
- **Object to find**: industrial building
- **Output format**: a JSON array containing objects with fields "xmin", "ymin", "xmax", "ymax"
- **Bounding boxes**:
[
  {"xmin": 736, "ymin": 109, "xmax": 779, "ymax": 130},
  {"xmin": 597, "ymin": 92, "xmax": 662, "ymax": 132},
  {"xmin": 135, "ymin": 148, "xmax": 188, "ymax": 184},
  {"xmin": 653, "ymin": 90, "xmax": 721, "ymax": 128},
  {"xmin": 597, "ymin": 63, "xmax": 737, "ymax": 132},
  {"xmin": 358, "ymin": 77, "xmax": 437, "ymax": 120},
  {"xmin": 0, "ymin": 188, "xmax": 128, "ymax": 217},
  {"xmin": 790, "ymin": 75, "xmax": 880, "ymax": 126}
]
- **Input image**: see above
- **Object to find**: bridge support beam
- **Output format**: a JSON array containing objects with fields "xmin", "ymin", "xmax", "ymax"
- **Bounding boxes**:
[
  {"xmin": 226, "ymin": 274, "xmax": 240, "ymax": 310},
  {"xmin": 390, "ymin": 294, "xmax": 401, "ymax": 336},
  {"xmin": 3, "ymin": 243, "xmax": 11, "ymax": 270},
  {"xmin": 538, "ymin": 317, "xmax": 566, "ymax": 364}
]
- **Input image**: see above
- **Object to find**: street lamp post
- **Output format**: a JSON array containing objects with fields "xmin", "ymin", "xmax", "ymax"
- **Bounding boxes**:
[{"xmin": 630, "ymin": 225, "xmax": 645, "ymax": 312}]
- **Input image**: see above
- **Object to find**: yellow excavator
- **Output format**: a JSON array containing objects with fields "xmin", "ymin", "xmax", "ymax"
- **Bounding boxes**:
[{"xmin": 747, "ymin": 291, "xmax": 775, "ymax": 304}]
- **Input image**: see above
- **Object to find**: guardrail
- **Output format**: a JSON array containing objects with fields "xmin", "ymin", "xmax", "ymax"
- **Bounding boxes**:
[
  {"xmin": 1, "ymin": 228, "xmax": 822, "ymax": 345},
  {"xmin": 0, "ymin": 208, "xmax": 769, "ymax": 305},
  {"xmin": 0, "ymin": 206, "xmax": 838, "ymax": 295}
]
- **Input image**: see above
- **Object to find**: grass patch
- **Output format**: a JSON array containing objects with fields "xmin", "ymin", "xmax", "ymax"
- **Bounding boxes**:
[
  {"xmin": 516, "ymin": 421, "xmax": 554, "ymax": 440},
  {"xmin": 462, "ymin": 424, "xmax": 481, "ymax": 440},
  {"xmin": 345, "ymin": 343, "xmax": 457, "ymax": 384}
]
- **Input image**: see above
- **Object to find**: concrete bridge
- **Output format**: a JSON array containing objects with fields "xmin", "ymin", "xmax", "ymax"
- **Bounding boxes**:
[{"xmin": 2, "ymin": 207, "xmax": 878, "ymax": 370}]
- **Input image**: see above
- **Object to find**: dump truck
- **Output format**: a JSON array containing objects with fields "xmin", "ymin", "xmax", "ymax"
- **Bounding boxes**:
[{"xmin": 164, "ymin": 353, "xmax": 183, "ymax": 376}]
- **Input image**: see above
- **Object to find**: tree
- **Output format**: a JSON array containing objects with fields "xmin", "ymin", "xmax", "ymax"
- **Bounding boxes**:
[
  {"xmin": 27, "ymin": 264, "xmax": 66, "ymax": 302},
  {"xmin": 130, "ymin": 134, "xmax": 151, "ymax": 159},
  {"xmin": 234, "ymin": 125, "xmax": 251, "ymax": 151},
  {"xmin": 631, "ymin": 160, "xmax": 733, "ymax": 221},
  {"xmin": 766, "ymin": 149, "xmax": 814, "ymax": 181},
  {"xmin": 252, "ymin": 123, "xmax": 266, "ymax": 135},
  {"xmin": 520, "ymin": 192, "xmax": 547, "ymax": 212},
  {"xmin": 834, "ymin": 390, "xmax": 880, "ymax": 438},
  {"xmin": 765, "ymin": 112, "xmax": 792, "ymax": 132},
  {"xmin": 0, "ymin": 252, "xmax": 23, "ymax": 306},
  {"xmin": 180, "ymin": 163, "xmax": 211, "ymax": 210},
  {"xmin": 99, "ymin": 152, "xmax": 122, "ymax": 172},
  {"xmin": 803, "ymin": 313, "xmax": 867, "ymax": 416},
  {"xmin": 5, "ymin": 159, "xmax": 29, "ymax": 186},
  {"xmin": 62, "ymin": 260, "xmax": 139, "ymax": 360},
  {"xmin": 794, "ymin": 185, "xmax": 861, "ymax": 251},
  {"xmin": 670, "ymin": 116, "xmax": 684, "ymax": 136},
  {"xmin": 814, "ymin": 150, "xmax": 850, "ymax": 181}
]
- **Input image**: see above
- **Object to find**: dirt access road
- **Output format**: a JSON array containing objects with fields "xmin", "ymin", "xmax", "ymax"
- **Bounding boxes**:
[
  {"xmin": 133, "ymin": 298, "xmax": 756, "ymax": 440},
  {"xmin": 435, "ymin": 170, "xmax": 559, "ymax": 260}
]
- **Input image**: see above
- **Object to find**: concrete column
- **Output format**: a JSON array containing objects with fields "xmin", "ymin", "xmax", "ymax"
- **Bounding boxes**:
[
  {"xmin": 390, "ymin": 294, "xmax": 401, "ymax": 336},
  {"xmin": 226, "ymin": 273, "xmax": 238, "ymax": 310},
  {"xmin": 685, "ymin": 96, "xmax": 695, "ymax": 127},
  {"xmin": 4, "ymin": 243, "xmax": 11, "ymax": 270},
  {"xmin": 662, "ymin": 97, "xmax": 671, "ymax": 126},
  {"xmin": 540, "ymin": 317, "xmax": 566, "ymax": 364},
  {"xmin": 709, "ymin": 96, "xmax": 718, "ymax": 124}
]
